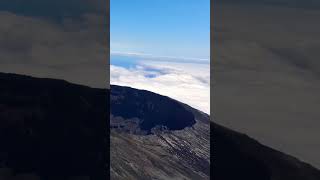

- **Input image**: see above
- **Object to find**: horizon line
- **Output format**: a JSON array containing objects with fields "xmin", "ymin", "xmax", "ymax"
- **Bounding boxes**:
[{"xmin": 110, "ymin": 51, "xmax": 210, "ymax": 63}]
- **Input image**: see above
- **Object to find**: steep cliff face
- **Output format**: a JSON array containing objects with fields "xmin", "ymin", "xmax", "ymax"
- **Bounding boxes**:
[{"xmin": 110, "ymin": 85, "xmax": 196, "ymax": 134}]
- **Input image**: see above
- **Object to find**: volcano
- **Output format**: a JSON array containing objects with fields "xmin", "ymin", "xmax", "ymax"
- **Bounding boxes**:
[{"xmin": 0, "ymin": 72, "xmax": 319, "ymax": 180}]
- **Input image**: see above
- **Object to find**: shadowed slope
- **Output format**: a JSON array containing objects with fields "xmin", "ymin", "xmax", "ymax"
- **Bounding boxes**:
[
  {"xmin": 0, "ymin": 72, "xmax": 108, "ymax": 179},
  {"xmin": 1, "ymin": 73, "xmax": 319, "ymax": 180},
  {"xmin": 110, "ymin": 85, "xmax": 196, "ymax": 134},
  {"xmin": 212, "ymin": 122, "xmax": 320, "ymax": 180}
]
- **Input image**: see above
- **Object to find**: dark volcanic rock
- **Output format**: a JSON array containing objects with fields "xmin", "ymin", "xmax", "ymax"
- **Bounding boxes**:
[
  {"xmin": 110, "ymin": 83, "xmax": 320, "ymax": 180},
  {"xmin": 110, "ymin": 85, "xmax": 196, "ymax": 134},
  {"xmin": 110, "ymin": 85, "xmax": 210, "ymax": 180},
  {"xmin": 1, "ymin": 72, "xmax": 320, "ymax": 180},
  {"xmin": 212, "ymin": 122, "xmax": 320, "ymax": 180},
  {"xmin": 0, "ymin": 72, "xmax": 108, "ymax": 179}
]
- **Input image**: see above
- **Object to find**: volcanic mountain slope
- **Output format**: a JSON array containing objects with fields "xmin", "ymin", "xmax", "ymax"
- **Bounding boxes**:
[
  {"xmin": 0, "ymin": 72, "xmax": 108, "ymax": 180},
  {"xmin": 110, "ymin": 85, "xmax": 211, "ymax": 180},
  {"xmin": 1, "ymin": 72, "xmax": 320, "ymax": 180},
  {"xmin": 213, "ymin": 122, "xmax": 320, "ymax": 180},
  {"xmin": 110, "ymin": 85, "xmax": 320, "ymax": 180}
]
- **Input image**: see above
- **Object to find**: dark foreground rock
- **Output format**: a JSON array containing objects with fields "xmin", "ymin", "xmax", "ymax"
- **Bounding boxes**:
[
  {"xmin": 213, "ymin": 122, "xmax": 320, "ymax": 180},
  {"xmin": 0, "ymin": 72, "xmax": 108, "ymax": 179},
  {"xmin": 1, "ymin": 72, "xmax": 319, "ymax": 180}
]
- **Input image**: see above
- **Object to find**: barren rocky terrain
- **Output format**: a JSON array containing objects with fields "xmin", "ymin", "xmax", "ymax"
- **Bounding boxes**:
[{"xmin": 1, "ymin": 72, "xmax": 320, "ymax": 180}]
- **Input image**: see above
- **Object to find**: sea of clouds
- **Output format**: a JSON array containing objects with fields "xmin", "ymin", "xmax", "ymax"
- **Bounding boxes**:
[{"xmin": 110, "ymin": 55, "xmax": 210, "ymax": 114}]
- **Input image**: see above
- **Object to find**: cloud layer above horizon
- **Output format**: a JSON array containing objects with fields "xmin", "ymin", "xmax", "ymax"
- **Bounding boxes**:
[{"xmin": 111, "ymin": 54, "xmax": 210, "ymax": 114}]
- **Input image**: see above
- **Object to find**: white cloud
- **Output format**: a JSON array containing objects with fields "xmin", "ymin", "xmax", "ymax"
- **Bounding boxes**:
[{"xmin": 111, "ymin": 61, "xmax": 210, "ymax": 114}]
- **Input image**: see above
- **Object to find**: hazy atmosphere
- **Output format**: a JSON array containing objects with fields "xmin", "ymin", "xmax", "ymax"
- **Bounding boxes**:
[
  {"xmin": 213, "ymin": 0, "xmax": 320, "ymax": 168},
  {"xmin": 0, "ymin": 0, "xmax": 108, "ymax": 88}
]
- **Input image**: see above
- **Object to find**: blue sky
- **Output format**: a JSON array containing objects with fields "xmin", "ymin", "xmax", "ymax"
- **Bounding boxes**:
[
  {"xmin": 110, "ymin": 0, "xmax": 210, "ymax": 113},
  {"xmin": 111, "ymin": 0, "xmax": 210, "ymax": 60}
]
